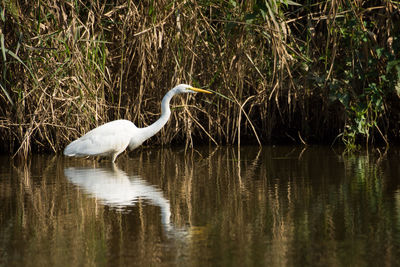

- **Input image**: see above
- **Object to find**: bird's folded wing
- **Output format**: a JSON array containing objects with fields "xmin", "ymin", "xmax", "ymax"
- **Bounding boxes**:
[{"xmin": 64, "ymin": 131, "xmax": 131, "ymax": 157}]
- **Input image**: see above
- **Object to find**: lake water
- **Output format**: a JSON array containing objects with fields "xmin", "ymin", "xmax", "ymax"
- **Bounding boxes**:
[{"xmin": 1, "ymin": 146, "xmax": 400, "ymax": 266}]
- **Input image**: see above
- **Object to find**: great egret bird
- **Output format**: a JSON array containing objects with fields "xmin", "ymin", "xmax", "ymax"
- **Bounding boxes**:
[{"xmin": 64, "ymin": 84, "xmax": 212, "ymax": 162}]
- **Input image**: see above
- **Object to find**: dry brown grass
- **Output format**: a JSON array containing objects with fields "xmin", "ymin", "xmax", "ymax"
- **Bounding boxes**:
[{"xmin": 0, "ymin": 1, "xmax": 399, "ymax": 156}]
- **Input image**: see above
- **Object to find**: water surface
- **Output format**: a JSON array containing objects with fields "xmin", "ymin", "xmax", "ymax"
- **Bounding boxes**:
[{"xmin": 1, "ymin": 146, "xmax": 400, "ymax": 266}]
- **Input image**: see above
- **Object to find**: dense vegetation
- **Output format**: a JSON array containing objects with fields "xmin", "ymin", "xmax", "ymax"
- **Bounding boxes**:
[{"xmin": 0, "ymin": 0, "xmax": 399, "ymax": 156}]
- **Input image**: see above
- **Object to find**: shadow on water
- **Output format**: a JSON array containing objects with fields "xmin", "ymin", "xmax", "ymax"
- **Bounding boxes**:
[{"xmin": 1, "ymin": 146, "xmax": 400, "ymax": 266}]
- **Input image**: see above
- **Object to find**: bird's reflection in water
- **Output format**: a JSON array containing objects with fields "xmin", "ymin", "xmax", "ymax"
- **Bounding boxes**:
[{"xmin": 64, "ymin": 165, "xmax": 172, "ymax": 231}]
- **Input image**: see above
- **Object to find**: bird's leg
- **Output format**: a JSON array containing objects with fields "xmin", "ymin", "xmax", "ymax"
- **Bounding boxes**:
[{"xmin": 111, "ymin": 153, "xmax": 117, "ymax": 163}]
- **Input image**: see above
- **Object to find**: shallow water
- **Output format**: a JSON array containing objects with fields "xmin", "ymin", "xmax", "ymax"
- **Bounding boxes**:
[{"xmin": 1, "ymin": 146, "xmax": 400, "ymax": 266}]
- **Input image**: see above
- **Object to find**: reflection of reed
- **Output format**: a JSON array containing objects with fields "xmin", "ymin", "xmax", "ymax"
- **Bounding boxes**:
[
  {"xmin": 161, "ymin": 146, "xmax": 399, "ymax": 265},
  {"xmin": 2, "ymin": 147, "xmax": 400, "ymax": 266}
]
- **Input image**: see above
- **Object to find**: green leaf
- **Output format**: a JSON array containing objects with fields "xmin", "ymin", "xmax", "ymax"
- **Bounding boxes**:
[
  {"xmin": 4, "ymin": 49, "xmax": 35, "ymax": 81},
  {"xmin": 0, "ymin": 34, "xmax": 6, "ymax": 62},
  {"xmin": 0, "ymin": 6, "xmax": 4, "ymax": 22},
  {"xmin": 277, "ymin": 0, "xmax": 302, "ymax": 6},
  {"xmin": 387, "ymin": 59, "xmax": 400, "ymax": 73},
  {"xmin": 0, "ymin": 82, "xmax": 14, "ymax": 106},
  {"xmin": 376, "ymin": 47, "xmax": 384, "ymax": 59},
  {"xmin": 260, "ymin": 8, "xmax": 267, "ymax": 20}
]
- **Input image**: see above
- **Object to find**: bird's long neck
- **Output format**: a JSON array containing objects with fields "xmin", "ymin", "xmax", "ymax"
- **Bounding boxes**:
[{"xmin": 139, "ymin": 89, "xmax": 176, "ymax": 140}]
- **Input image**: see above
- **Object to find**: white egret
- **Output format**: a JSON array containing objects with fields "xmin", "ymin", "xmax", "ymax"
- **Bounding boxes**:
[{"xmin": 64, "ymin": 84, "xmax": 212, "ymax": 162}]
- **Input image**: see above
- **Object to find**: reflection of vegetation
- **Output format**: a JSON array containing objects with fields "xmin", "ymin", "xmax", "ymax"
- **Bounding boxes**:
[
  {"xmin": 1, "ymin": 147, "xmax": 400, "ymax": 266},
  {"xmin": 158, "ymin": 146, "xmax": 400, "ymax": 266}
]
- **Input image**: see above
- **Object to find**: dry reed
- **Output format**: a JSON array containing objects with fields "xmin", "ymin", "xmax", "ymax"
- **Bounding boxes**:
[{"xmin": 0, "ymin": 1, "xmax": 399, "ymax": 156}]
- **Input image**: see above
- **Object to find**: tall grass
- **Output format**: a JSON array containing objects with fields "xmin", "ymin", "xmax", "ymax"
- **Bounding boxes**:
[{"xmin": 0, "ymin": 1, "xmax": 399, "ymax": 156}]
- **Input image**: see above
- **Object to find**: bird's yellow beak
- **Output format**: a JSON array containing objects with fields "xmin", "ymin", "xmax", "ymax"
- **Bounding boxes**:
[{"xmin": 189, "ymin": 87, "xmax": 213, "ymax": 94}]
